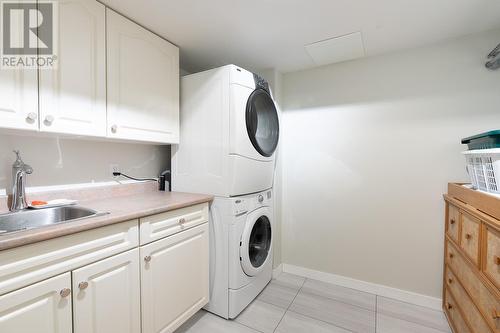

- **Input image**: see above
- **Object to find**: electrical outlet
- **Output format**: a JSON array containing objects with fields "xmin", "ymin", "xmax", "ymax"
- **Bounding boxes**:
[{"xmin": 110, "ymin": 164, "xmax": 120, "ymax": 177}]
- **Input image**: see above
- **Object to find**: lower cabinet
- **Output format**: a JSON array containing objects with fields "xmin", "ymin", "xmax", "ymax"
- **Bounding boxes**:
[
  {"xmin": 0, "ymin": 204, "xmax": 210, "ymax": 333},
  {"xmin": 72, "ymin": 248, "xmax": 141, "ymax": 333},
  {"xmin": 0, "ymin": 273, "xmax": 73, "ymax": 333},
  {"xmin": 141, "ymin": 223, "xmax": 209, "ymax": 333}
]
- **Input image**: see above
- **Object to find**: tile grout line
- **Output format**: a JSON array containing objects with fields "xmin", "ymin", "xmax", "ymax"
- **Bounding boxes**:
[{"xmin": 271, "ymin": 276, "xmax": 307, "ymax": 332}]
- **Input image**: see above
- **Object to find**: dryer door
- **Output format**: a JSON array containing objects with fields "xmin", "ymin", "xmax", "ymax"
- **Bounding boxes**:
[
  {"xmin": 246, "ymin": 89, "xmax": 280, "ymax": 158},
  {"xmin": 240, "ymin": 208, "xmax": 273, "ymax": 276}
]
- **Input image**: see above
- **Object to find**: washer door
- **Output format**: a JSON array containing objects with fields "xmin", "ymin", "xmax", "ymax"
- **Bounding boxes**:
[
  {"xmin": 245, "ymin": 89, "xmax": 280, "ymax": 157},
  {"xmin": 240, "ymin": 209, "xmax": 273, "ymax": 276}
]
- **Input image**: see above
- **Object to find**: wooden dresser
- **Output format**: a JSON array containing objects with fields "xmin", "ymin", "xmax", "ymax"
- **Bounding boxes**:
[{"xmin": 444, "ymin": 183, "xmax": 500, "ymax": 333}]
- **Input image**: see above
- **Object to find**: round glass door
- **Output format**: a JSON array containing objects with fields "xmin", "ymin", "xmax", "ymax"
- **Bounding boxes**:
[
  {"xmin": 241, "ymin": 214, "xmax": 272, "ymax": 276},
  {"xmin": 246, "ymin": 89, "xmax": 280, "ymax": 157}
]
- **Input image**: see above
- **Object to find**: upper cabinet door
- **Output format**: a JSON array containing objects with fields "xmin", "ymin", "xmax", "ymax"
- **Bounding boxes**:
[
  {"xmin": 106, "ymin": 9, "xmax": 180, "ymax": 144},
  {"xmin": 0, "ymin": 0, "xmax": 38, "ymax": 133},
  {"xmin": 39, "ymin": 0, "xmax": 106, "ymax": 137},
  {"xmin": 0, "ymin": 273, "xmax": 72, "ymax": 333},
  {"xmin": 0, "ymin": 69, "xmax": 38, "ymax": 131}
]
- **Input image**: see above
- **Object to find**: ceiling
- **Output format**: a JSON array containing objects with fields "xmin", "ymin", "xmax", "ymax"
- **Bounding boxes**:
[{"xmin": 100, "ymin": 0, "xmax": 500, "ymax": 73}]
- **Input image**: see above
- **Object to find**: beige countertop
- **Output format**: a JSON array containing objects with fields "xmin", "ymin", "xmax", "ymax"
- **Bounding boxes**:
[{"xmin": 0, "ymin": 183, "xmax": 213, "ymax": 251}]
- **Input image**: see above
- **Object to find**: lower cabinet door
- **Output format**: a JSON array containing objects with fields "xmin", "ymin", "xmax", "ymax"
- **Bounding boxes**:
[
  {"xmin": 141, "ymin": 223, "xmax": 209, "ymax": 333},
  {"xmin": 72, "ymin": 249, "xmax": 141, "ymax": 333},
  {"xmin": 0, "ymin": 273, "xmax": 72, "ymax": 333}
]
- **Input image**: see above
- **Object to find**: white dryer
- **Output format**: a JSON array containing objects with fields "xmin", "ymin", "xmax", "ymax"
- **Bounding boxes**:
[
  {"xmin": 172, "ymin": 64, "xmax": 280, "ymax": 197},
  {"xmin": 206, "ymin": 189, "xmax": 273, "ymax": 319}
]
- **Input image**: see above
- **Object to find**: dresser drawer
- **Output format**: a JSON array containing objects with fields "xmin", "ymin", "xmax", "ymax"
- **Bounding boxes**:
[
  {"xmin": 447, "ymin": 241, "xmax": 500, "ymax": 332},
  {"xmin": 139, "ymin": 203, "xmax": 209, "ymax": 245},
  {"xmin": 445, "ymin": 288, "xmax": 472, "ymax": 333},
  {"xmin": 447, "ymin": 204, "xmax": 460, "ymax": 243},
  {"xmin": 484, "ymin": 225, "xmax": 500, "ymax": 290},
  {"xmin": 445, "ymin": 266, "xmax": 493, "ymax": 333},
  {"xmin": 460, "ymin": 212, "xmax": 481, "ymax": 266}
]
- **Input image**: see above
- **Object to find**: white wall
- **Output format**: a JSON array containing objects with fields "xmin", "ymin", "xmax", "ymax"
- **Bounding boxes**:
[
  {"xmin": 281, "ymin": 29, "xmax": 500, "ymax": 298},
  {"xmin": 0, "ymin": 134, "xmax": 170, "ymax": 192}
]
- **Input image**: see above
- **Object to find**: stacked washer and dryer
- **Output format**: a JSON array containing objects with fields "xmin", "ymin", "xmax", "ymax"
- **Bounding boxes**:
[{"xmin": 172, "ymin": 65, "xmax": 279, "ymax": 319}]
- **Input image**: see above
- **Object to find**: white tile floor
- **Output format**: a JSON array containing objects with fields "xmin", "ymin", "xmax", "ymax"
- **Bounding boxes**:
[{"xmin": 175, "ymin": 273, "xmax": 451, "ymax": 333}]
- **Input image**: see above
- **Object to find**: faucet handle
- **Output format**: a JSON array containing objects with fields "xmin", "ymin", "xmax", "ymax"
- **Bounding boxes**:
[{"xmin": 13, "ymin": 150, "xmax": 20, "ymax": 158}]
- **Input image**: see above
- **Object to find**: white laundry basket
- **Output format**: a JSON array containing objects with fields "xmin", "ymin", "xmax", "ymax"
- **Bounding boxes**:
[{"xmin": 463, "ymin": 149, "xmax": 500, "ymax": 194}]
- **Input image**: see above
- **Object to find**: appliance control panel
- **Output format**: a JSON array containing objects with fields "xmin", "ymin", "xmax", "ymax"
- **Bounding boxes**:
[
  {"xmin": 231, "ymin": 190, "xmax": 272, "ymax": 215},
  {"xmin": 232, "ymin": 199, "xmax": 248, "ymax": 215}
]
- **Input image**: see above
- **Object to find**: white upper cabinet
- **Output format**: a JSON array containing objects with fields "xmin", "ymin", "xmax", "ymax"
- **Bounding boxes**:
[
  {"xmin": 39, "ymin": 0, "xmax": 107, "ymax": 137},
  {"xmin": 0, "ymin": 27, "xmax": 38, "ymax": 131},
  {"xmin": 106, "ymin": 8, "xmax": 180, "ymax": 144}
]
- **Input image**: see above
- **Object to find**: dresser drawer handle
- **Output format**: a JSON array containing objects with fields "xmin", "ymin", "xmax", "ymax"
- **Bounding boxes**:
[
  {"xmin": 144, "ymin": 255, "xmax": 152, "ymax": 263},
  {"xmin": 450, "ymin": 219, "xmax": 456, "ymax": 225},
  {"xmin": 449, "ymin": 253, "xmax": 454, "ymax": 259},
  {"xmin": 495, "ymin": 256, "xmax": 500, "ymax": 266},
  {"xmin": 447, "ymin": 303, "xmax": 453, "ymax": 310},
  {"xmin": 465, "ymin": 233, "xmax": 472, "ymax": 240},
  {"xmin": 448, "ymin": 278, "xmax": 453, "ymax": 284}
]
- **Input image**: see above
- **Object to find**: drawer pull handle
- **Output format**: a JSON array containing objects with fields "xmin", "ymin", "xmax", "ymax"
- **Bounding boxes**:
[
  {"xmin": 493, "ymin": 310, "xmax": 500, "ymax": 320},
  {"xmin": 448, "ymin": 278, "xmax": 453, "ymax": 284},
  {"xmin": 144, "ymin": 255, "xmax": 152, "ymax": 263},
  {"xmin": 465, "ymin": 233, "xmax": 472, "ymax": 240},
  {"xmin": 60, "ymin": 288, "xmax": 71, "ymax": 298},
  {"xmin": 450, "ymin": 219, "xmax": 456, "ymax": 225},
  {"xmin": 179, "ymin": 218, "xmax": 186, "ymax": 225},
  {"xmin": 495, "ymin": 256, "xmax": 500, "ymax": 266},
  {"xmin": 449, "ymin": 253, "xmax": 454, "ymax": 259},
  {"xmin": 78, "ymin": 282, "xmax": 88, "ymax": 290},
  {"xmin": 447, "ymin": 303, "xmax": 453, "ymax": 310}
]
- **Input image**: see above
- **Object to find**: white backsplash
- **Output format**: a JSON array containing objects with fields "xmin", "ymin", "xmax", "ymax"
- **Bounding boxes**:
[{"xmin": 0, "ymin": 133, "xmax": 170, "ymax": 193}]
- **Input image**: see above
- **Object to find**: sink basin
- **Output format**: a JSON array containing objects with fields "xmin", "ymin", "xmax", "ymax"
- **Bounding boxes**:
[{"xmin": 0, "ymin": 206, "xmax": 108, "ymax": 235}]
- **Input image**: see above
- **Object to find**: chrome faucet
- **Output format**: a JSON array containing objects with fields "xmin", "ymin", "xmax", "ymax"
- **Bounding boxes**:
[{"xmin": 10, "ymin": 150, "xmax": 33, "ymax": 212}]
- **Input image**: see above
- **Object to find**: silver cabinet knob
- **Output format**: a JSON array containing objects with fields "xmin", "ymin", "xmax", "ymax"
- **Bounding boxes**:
[
  {"xmin": 78, "ymin": 281, "xmax": 89, "ymax": 290},
  {"xmin": 26, "ymin": 112, "xmax": 37, "ymax": 123},
  {"xmin": 144, "ymin": 255, "xmax": 152, "ymax": 263},
  {"xmin": 111, "ymin": 125, "xmax": 117, "ymax": 133},
  {"xmin": 179, "ymin": 218, "xmax": 186, "ymax": 225},
  {"xmin": 258, "ymin": 195, "xmax": 264, "ymax": 203},
  {"xmin": 60, "ymin": 288, "xmax": 71, "ymax": 298},
  {"xmin": 44, "ymin": 115, "xmax": 54, "ymax": 126}
]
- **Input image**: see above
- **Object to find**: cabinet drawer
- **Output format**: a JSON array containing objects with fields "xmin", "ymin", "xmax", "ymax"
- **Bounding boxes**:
[
  {"xmin": 460, "ymin": 212, "xmax": 481, "ymax": 266},
  {"xmin": 139, "ymin": 203, "xmax": 209, "ymax": 245},
  {"xmin": 447, "ymin": 204, "xmax": 460, "ymax": 243},
  {"xmin": 445, "ymin": 266, "xmax": 493, "ymax": 333},
  {"xmin": 484, "ymin": 225, "xmax": 500, "ymax": 290},
  {"xmin": 447, "ymin": 241, "xmax": 500, "ymax": 331},
  {"xmin": 0, "ymin": 220, "xmax": 139, "ymax": 295},
  {"xmin": 445, "ymin": 288, "xmax": 472, "ymax": 333}
]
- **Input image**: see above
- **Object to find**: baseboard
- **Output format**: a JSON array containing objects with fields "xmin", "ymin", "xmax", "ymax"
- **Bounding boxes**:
[
  {"xmin": 282, "ymin": 264, "xmax": 442, "ymax": 311},
  {"xmin": 272, "ymin": 264, "xmax": 283, "ymax": 279}
]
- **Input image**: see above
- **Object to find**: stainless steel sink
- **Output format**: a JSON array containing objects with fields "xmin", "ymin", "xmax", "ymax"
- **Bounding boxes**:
[{"xmin": 0, "ymin": 206, "xmax": 108, "ymax": 235}]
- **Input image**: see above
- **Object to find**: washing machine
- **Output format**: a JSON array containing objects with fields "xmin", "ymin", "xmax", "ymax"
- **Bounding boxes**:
[
  {"xmin": 206, "ymin": 189, "xmax": 273, "ymax": 319},
  {"xmin": 172, "ymin": 64, "xmax": 280, "ymax": 197}
]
